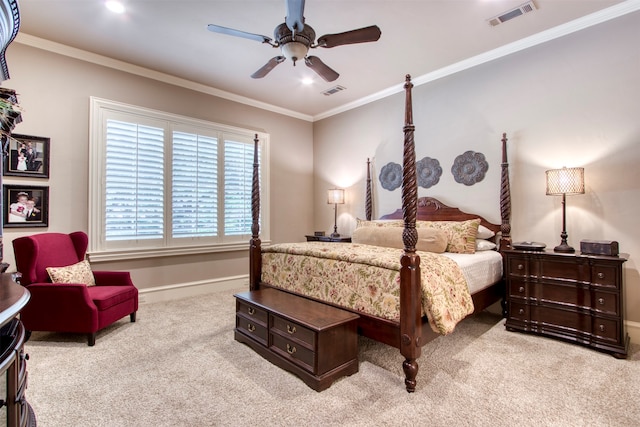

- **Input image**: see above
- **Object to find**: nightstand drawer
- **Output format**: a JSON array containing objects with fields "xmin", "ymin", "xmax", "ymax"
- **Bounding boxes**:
[
  {"xmin": 536, "ymin": 282, "xmax": 589, "ymax": 309},
  {"xmin": 591, "ymin": 265, "xmax": 618, "ymax": 288},
  {"xmin": 592, "ymin": 317, "xmax": 621, "ymax": 344},
  {"xmin": 508, "ymin": 301, "xmax": 529, "ymax": 321},
  {"xmin": 271, "ymin": 315, "xmax": 315, "ymax": 348},
  {"xmin": 593, "ymin": 291, "xmax": 618, "ymax": 315},
  {"xmin": 508, "ymin": 279, "xmax": 529, "ymax": 299},
  {"xmin": 507, "ymin": 257, "xmax": 529, "ymax": 277}
]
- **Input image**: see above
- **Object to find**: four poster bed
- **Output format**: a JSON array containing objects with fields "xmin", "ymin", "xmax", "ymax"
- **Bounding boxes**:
[{"xmin": 246, "ymin": 75, "xmax": 512, "ymax": 392}]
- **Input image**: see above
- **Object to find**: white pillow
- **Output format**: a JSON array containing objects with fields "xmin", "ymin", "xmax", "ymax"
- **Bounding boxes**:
[
  {"xmin": 476, "ymin": 239, "xmax": 497, "ymax": 251},
  {"xmin": 477, "ymin": 225, "xmax": 496, "ymax": 239}
]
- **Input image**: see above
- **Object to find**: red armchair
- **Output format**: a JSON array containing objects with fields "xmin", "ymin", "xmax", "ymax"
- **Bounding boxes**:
[{"xmin": 12, "ymin": 231, "xmax": 138, "ymax": 346}]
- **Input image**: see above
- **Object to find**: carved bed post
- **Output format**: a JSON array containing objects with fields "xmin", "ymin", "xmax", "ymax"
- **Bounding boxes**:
[
  {"xmin": 399, "ymin": 75, "xmax": 421, "ymax": 393},
  {"xmin": 249, "ymin": 134, "xmax": 262, "ymax": 291},
  {"xmin": 499, "ymin": 132, "xmax": 512, "ymax": 251},
  {"xmin": 366, "ymin": 158, "xmax": 372, "ymax": 221}
]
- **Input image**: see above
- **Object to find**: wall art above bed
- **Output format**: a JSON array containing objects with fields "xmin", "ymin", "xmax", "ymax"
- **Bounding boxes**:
[
  {"xmin": 416, "ymin": 156, "xmax": 442, "ymax": 189},
  {"xmin": 379, "ymin": 162, "xmax": 402, "ymax": 191},
  {"xmin": 451, "ymin": 150, "xmax": 488, "ymax": 186}
]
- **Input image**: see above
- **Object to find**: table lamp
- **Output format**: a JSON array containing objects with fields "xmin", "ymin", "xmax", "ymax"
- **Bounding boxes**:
[
  {"xmin": 545, "ymin": 167, "xmax": 585, "ymax": 253},
  {"xmin": 327, "ymin": 188, "xmax": 345, "ymax": 238}
]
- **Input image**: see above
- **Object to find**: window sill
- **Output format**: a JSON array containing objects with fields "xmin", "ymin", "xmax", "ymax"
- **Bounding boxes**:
[{"xmin": 87, "ymin": 239, "xmax": 271, "ymax": 263}]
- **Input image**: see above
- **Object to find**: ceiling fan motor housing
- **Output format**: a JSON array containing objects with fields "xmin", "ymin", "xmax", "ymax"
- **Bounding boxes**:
[{"xmin": 274, "ymin": 22, "xmax": 316, "ymax": 64}]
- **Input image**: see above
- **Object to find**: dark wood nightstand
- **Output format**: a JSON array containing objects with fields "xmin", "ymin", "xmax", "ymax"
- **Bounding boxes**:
[
  {"xmin": 503, "ymin": 249, "xmax": 630, "ymax": 358},
  {"xmin": 305, "ymin": 235, "xmax": 352, "ymax": 243}
]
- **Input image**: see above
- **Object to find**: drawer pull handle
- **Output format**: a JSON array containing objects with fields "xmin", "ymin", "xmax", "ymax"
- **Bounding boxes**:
[
  {"xmin": 597, "ymin": 272, "xmax": 605, "ymax": 279},
  {"xmin": 518, "ymin": 286, "xmax": 525, "ymax": 293},
  {"xmin": 599, "ymin": 324, "xmax": 606, "ymax": 332},
  {"xmin": 247, "ymin": 323, "xmax": 255, "ymax": 332},
  {"xmin": 518, "ymin": 308, "xmax": 524, "ymax": 315},
  {"xmin": 287, "ymin": 325, "xmax": 297, "ymax": 334},
  {"xmin": 598, "ymin": 298, "xmax": 605, "ymax": 305},
  {"xmin": 287, "ymin": 344, "xmax": 297, "ymax": 354},
  {"xmin": 517, "ymin": 264, "xmax": 524, "ymax": 270},
  {"xmin": 248, "ymin": 307, "xmax": 255, "ymax": 315}
]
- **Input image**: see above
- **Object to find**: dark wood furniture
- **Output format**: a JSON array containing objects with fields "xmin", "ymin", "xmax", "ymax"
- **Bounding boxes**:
[
  {"xmin": 305, "ymin": 235, "xmax": 352, "ymax": 243},
  {"xmin": 504, "ymin": 249, "xmax": 629, "ymax": 358},
  {"xmin": 0, "ymin": 274, "xmax": 36, "ymax": 426},
  {"xmin": 234, "ymin": 288, "xmax": 359, "ymax": 391},
  {"xmin": 248, "ymin": 75, "xmax": 513, "ymax": 392}
]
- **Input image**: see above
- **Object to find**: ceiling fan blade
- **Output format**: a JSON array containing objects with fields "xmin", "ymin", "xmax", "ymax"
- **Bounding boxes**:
[
  {"xmin": 316, "ymin": 25, "xmax": 382, "ymax": 48},
  {"xmin": 207, "ymin": 24, "xmax": 272, "ymax": 44},
  {"xmin": 304, "ymin": 56, "xmax": 339, "ymax": 82},
  {"xmin": 285, "ymin": 0, "xmax": 305, "ymax": 32},
  {"xmin": 251, "ymin": 56, "xmax": 286, "ymax": 79}
]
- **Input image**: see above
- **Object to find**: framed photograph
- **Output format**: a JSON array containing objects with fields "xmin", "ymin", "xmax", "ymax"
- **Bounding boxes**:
[
  {"xmin": 3, "ymin": 133, "xmax": 50, "ymax": 178},
  {"xmin": 3, "ymin": 185, "xmax": 49, "ymax": 228}
]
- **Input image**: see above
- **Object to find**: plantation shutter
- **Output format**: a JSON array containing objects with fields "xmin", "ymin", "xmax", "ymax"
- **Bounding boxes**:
[
  {"xmin": 172, "ymin": 131, "xmax": 218, "ymax": 238},
  {"xmin": 105, "ymin": 119, "xmax": 164, "ymax": 241},
  {"xmin": 224, "ymin": 138, "xmax": 257, "ymax": 236}
]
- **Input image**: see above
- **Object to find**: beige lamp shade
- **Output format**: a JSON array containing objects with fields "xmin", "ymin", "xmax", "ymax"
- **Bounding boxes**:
[
  {"xmin": 327, "ymin": 188, "xmax": 345, "ymax": 204},
  {"xmin": 546, "ymin": 167, "xmax": 585, "ymax": 196}
]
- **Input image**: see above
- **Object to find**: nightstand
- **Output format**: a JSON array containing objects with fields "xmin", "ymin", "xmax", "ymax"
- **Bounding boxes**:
[
  {"xmin": 305, "ymin": 235, "xmax": 352, "ymax": 243},
  {"xmin": 504, "ymin": 249, "xmax": 630, "ymax": 358}
]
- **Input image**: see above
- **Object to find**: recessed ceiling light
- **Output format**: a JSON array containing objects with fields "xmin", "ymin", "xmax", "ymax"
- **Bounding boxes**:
[
  {"xmin": 301, "ymin": 77, "xmax": 314, "ymax": 85},
  {"xmin": 105, "ymin": 1, "xmax": 126, "ymax": 14}
]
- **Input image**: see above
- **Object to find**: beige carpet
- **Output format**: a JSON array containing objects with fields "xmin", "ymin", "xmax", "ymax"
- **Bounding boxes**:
[{"xmin": 24, "ymin": 287, "xmax": 640, "ymax": 426}]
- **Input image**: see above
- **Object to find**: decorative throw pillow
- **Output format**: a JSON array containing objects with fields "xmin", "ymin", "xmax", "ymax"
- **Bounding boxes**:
[
  {"xmin": 352, "ymin": 226, "xmax": 448, "ymax": 253},
  {"xmin": 46, "ymin": 260, "xmax": 96, "ymax": 287},
  {"xmin": 416, "ymin": 219, "xmax": 481, "ymax": 254},
  {"xmin": 355, "ymin": 218, "xmax": 403, "ymax": 229}
]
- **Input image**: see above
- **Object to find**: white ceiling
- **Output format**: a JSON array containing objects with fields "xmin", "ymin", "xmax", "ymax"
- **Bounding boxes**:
[{"xmin": 15, "ymin": 0, "xmax": 634, "ymax": 120}]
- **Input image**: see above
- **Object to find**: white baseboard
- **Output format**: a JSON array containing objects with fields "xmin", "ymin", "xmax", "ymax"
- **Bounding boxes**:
[
  {"xmin": 627, "ymin": 320, "xmax": 640, "ymax": 345},
  {"xmin": 138, "ymin": 275, "xmax": 248, "ymax": 304}
]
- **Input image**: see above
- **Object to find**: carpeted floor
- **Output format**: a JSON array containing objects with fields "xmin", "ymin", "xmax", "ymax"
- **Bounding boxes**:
[{"xmin": 24, "ymin": 287, "xmax": 640, "ymax": 426}]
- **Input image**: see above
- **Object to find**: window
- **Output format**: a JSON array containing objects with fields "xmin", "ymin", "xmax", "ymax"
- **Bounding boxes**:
[{"xmin": 89, "ymin": 98, "xmax": 269, "ymax": 260}]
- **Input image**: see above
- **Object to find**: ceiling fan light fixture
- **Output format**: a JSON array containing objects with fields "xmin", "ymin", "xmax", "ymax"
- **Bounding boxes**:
[{"xmin": 280, "ymin": 42, "xmax": 309, "ymax": 64}]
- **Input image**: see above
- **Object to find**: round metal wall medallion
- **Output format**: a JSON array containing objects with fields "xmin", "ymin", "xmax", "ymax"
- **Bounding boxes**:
[
  {"xmin": 451, "ymin": 151, "xmax": 488, "ymax": 186},
  {"xmin": 416, "ymin": 157, "xmax": 442, "ymax": 189},
  {"xmin": 379, "ymin": 162, "xmax": 402, "ymax": 191}
]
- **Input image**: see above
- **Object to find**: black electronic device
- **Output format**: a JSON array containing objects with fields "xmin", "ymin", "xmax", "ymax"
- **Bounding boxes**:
[{"xmin": 512, "ymin": 241, "xmax": 546, "ymax": 251}]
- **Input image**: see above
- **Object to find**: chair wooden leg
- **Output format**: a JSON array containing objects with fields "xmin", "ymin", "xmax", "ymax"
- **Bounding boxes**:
[
  {"xmin": 130, "ymin": 312, "xmax": 136, "ymax": 322},
  {"xmin": 88, "ymin": 333, "xmax": 96, "ymax": 346}
]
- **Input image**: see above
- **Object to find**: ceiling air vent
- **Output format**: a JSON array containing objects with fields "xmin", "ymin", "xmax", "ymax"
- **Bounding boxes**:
[
  {"xmin": 487, "ymin": 1, "xmax": 537, "ymax": 27},
  {"xmin": 322, "ymin": 85, "xmax": 346, "ymax": 96}
]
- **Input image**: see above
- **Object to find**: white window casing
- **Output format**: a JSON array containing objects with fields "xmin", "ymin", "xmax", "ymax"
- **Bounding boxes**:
[{"xmin": 88, "ymin": 97, "xmax": 270, "ymax": 261}]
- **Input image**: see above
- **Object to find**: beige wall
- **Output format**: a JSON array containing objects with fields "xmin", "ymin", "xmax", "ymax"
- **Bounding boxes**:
[
  {"xmin": 314, "ymin": 13, "xmax": 640, "ymax": 322},
  {"xmin": 2, "ymin": 42, "xmax": 314, "ymax": 290}
]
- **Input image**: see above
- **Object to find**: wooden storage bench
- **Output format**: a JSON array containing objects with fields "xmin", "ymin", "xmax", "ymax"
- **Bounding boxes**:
[{"xmin": 234, "ymin": 288, "xmax": 359, "ymax": 391}]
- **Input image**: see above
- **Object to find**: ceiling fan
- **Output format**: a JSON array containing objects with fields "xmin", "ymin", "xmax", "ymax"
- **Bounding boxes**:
[{"xmin": 207, "ymin": 0, "xmax": 381, "ymax": 82}]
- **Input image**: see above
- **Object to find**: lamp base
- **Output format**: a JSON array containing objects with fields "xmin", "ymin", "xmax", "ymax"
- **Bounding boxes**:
[
  {"xmin": 554, "ymin": 242, "xmax": 575, "ymax": 253},
  {"xmin": 330, "ymin": 232, "xmax": 341, "ymax": 238}
]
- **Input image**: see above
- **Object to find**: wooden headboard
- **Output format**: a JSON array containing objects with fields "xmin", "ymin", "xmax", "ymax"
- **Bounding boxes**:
[{"xmin": 379, "ymin": 197, "xmax": 501, "ymax": 236}]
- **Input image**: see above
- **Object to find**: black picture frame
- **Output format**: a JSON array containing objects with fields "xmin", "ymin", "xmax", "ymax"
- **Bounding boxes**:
[
  {"xmin": 3, "ymin": 184, "xmax": 49, "ymax": 228},
  {"xmin": 3, "ymin": 133, "xmax": 50, "ymax": 178}
]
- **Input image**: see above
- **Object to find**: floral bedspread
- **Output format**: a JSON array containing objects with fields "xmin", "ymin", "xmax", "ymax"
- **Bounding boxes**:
[{"xmin": 261, "ymin": 242, "xmax": 474, "ymax": 335}]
